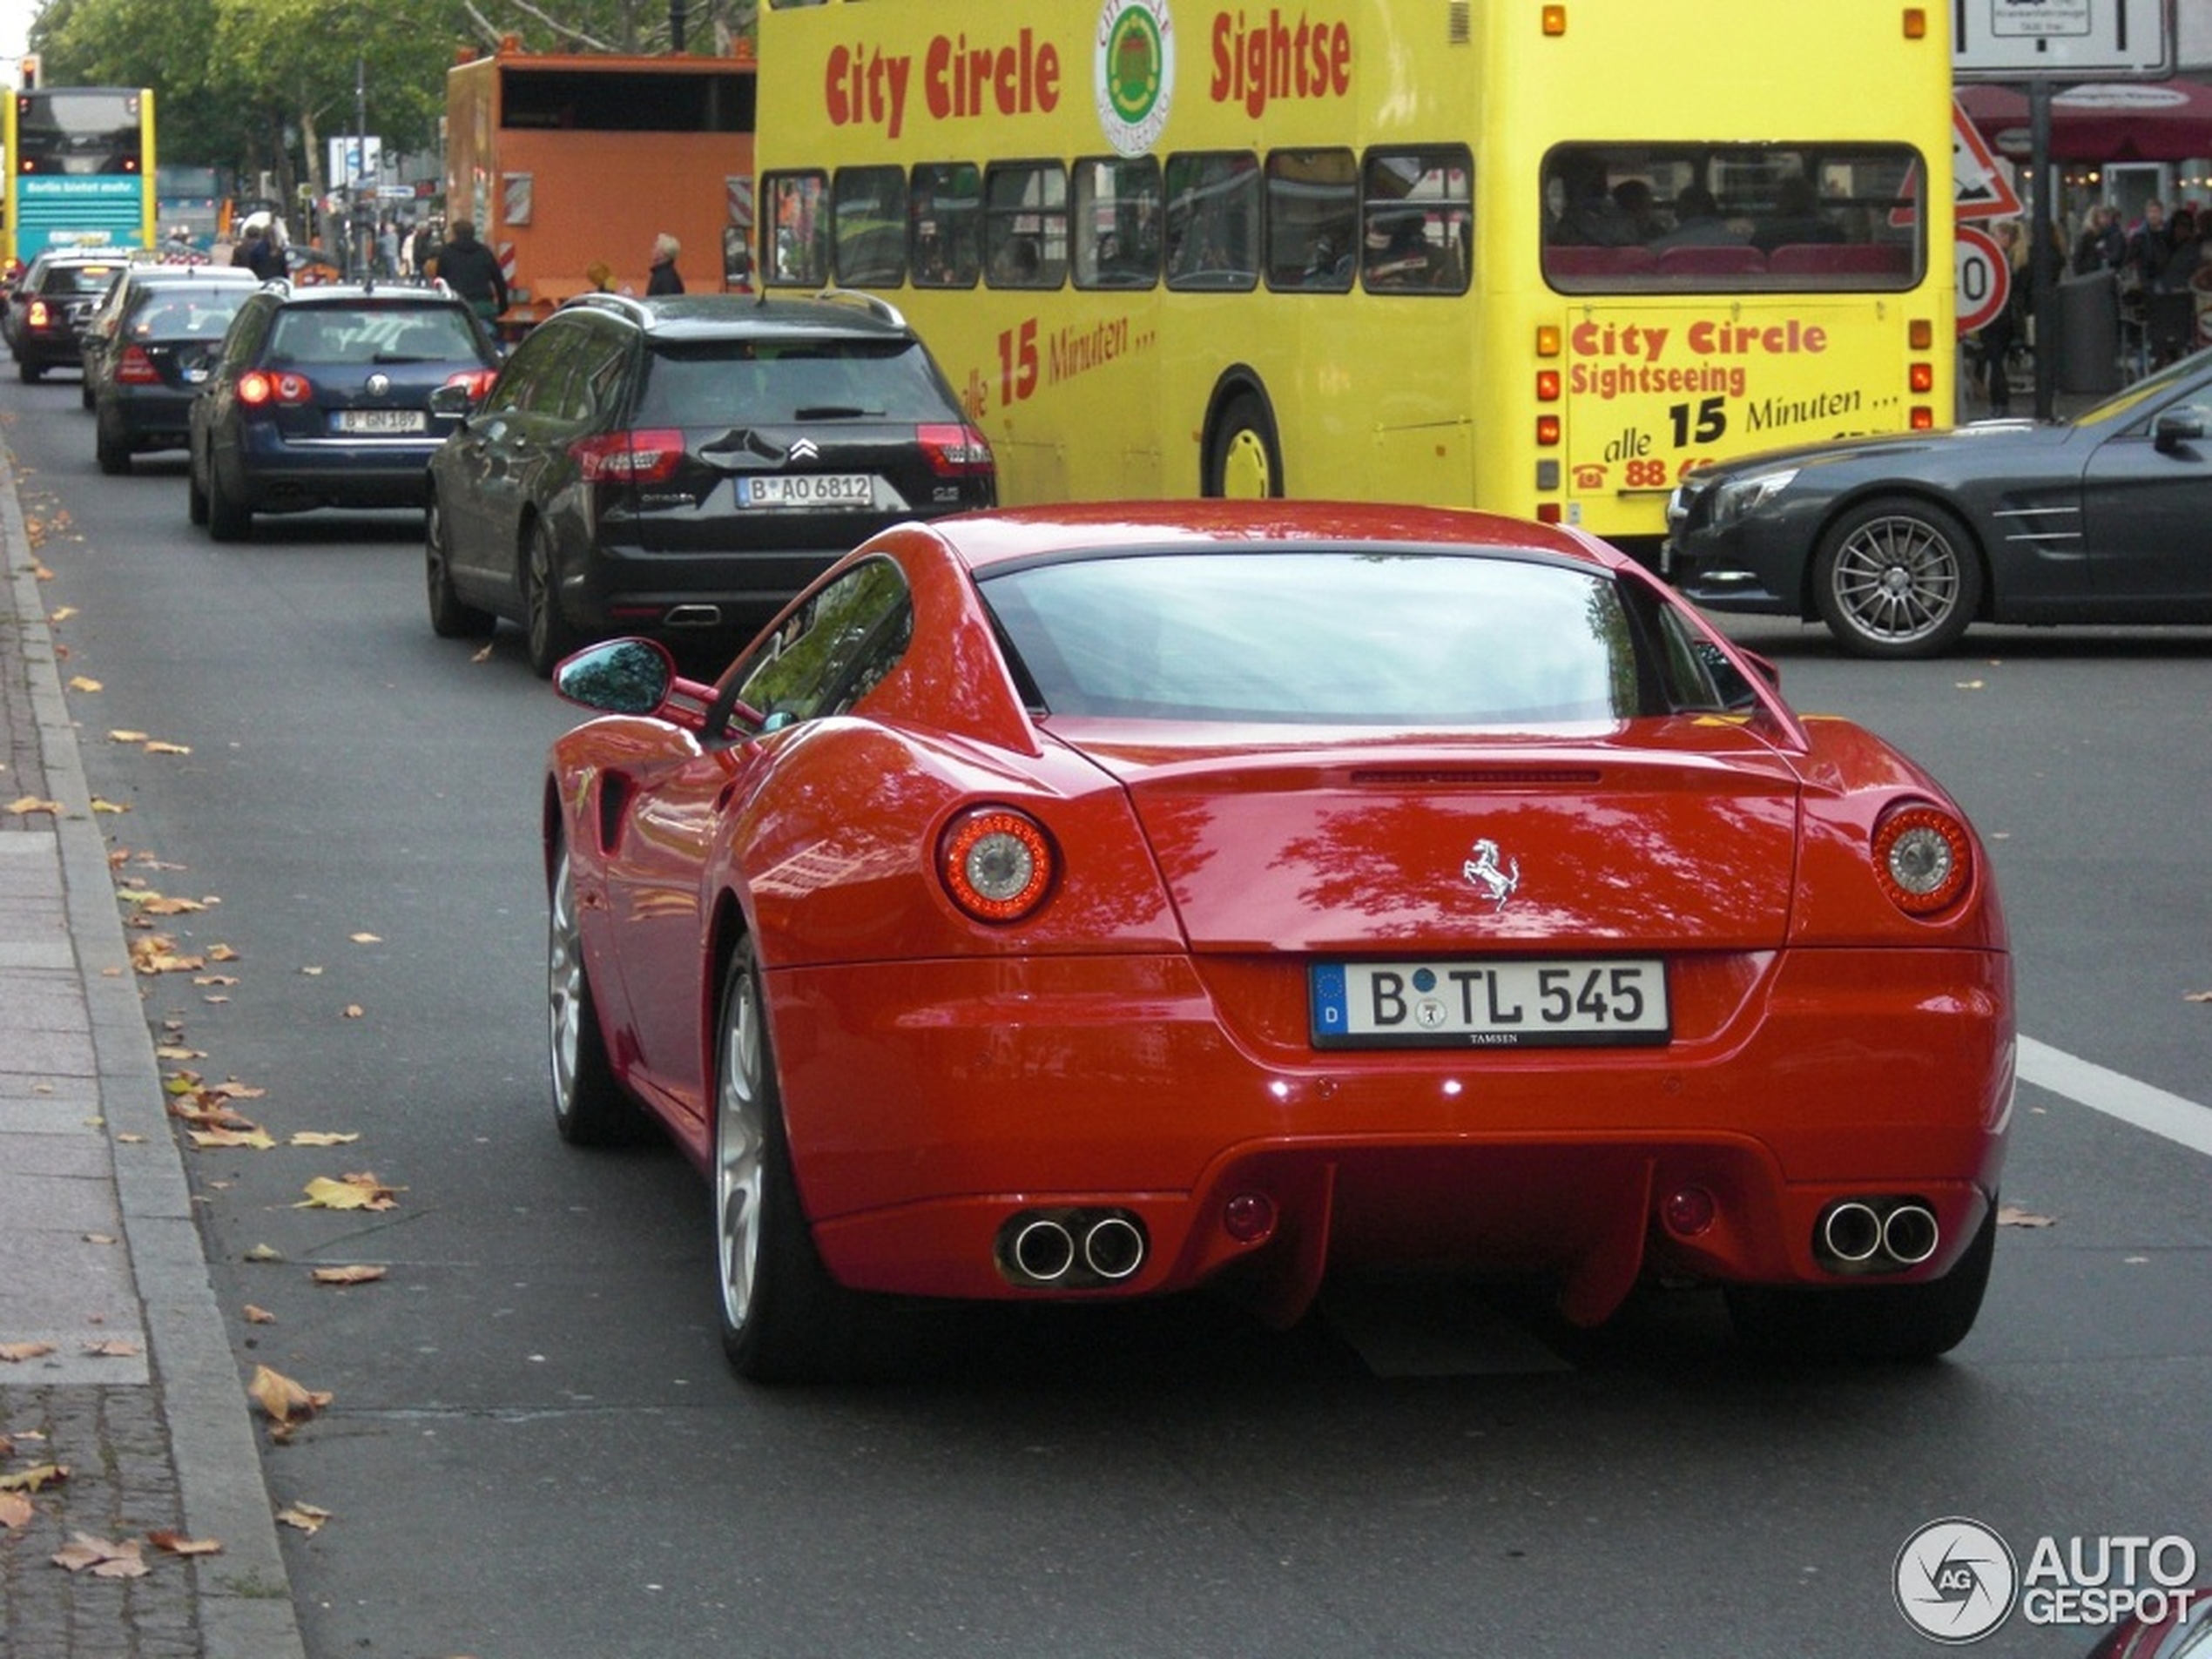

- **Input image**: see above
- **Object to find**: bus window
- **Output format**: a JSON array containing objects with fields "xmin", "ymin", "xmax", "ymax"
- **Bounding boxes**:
[
  {"xmin": 984, "ymin": 161, "xmax": 1068, "ymax": 290},
  {"xmin": 1165, "ymin": 152, "xmax": 1258, "ymax": 291},
  {"xmin": 765, "ymin": 171, "xmax": 829, "ymax": 287},
  {"xmin": 833, "ymin": 165, "xmax": 907, "ymax": 287},
  {"xmin": 1541, "ymin": 142, "xmax": 1922, "ymax": 293},
  {"xmin": 912, "ymin": 162, "xmax": 981, "ymax": 289},
  {"xmin": 1074, "ymin": 157, "xmax": 1162, "ymax": 291},
  {"xmin": 1362, "ymin": 148, "xmax": 1472, "ymax": 296},
  {"xmin": 1267, "ymin": 149, "xmax": 1357, "ymax": 293}
]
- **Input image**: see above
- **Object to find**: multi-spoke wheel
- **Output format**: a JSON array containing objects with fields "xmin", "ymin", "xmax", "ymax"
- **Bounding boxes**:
[
  {"xmin": 523, "ymin": 520, "xmax": 582, "ymax": 677},
  {"xmin": 1812, "ymin": 498, "xmax": 1982, "ymax": 658},
  {"xmin": 547, "ymin": 843, "xmax": 638, "ymax": 1146},
  {"xmin": 714, "ymin": 939, "xmax": 862, "ymax": 1382}
]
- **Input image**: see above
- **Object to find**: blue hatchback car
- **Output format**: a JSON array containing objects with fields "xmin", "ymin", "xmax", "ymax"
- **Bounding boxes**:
[{"xmin": 187, "ymin": 282, "xmax": 498, "ymax": 541}]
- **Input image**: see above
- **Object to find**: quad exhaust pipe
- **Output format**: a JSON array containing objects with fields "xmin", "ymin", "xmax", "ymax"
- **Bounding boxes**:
[
  {"xmin": 1815, "ymin": 1197, "xmax": 1940, "ymax": 1274},
  {"xmin": 998, "ymin": 1208, "xmax": 1149, "ymax": 1289}
]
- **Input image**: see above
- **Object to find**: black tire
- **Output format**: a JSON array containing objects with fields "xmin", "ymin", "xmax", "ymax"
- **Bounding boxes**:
[
  {"xmin": 523, "ymin": 521, "xmax": 583, "ymax": 678},
  {"xmin": 426, "ymin": 496, "xmax": 496, "ymax": 639},
  {"xmin": 80, "ymin": 380, "xmax": 96, "ymax": 412},
  {"xmin": 714, "ymin": 939, "xmax": 865, "ymax": 1383},
  {"xmin": 205, "ymin": 454, "xmax": 251, "ymax": 543},
  {"xmin": 18, "ymin": 360, "xmax": 42, "ymax": 384},
  {"xmin": 1811, "ymin": 497, "xmax": 1982, "ymax": 658},
  {"xmin": 1204, "ymin": 390, "xmax": 1284, "ymax": 498},
  {"xmin": 186, "ymin": 452, "xmax": 210, "ymax": 526},
  {"xmin": 546, "ymin": 843, "xmax": 644, "ymax": 1147},
  {"xmin": 95, "ymin": 416, "xmax": 130, "ymax": 475},
  {"xmin": 1726, "ymin": 1201, "xmax": 1998, "ymax": 1363}
]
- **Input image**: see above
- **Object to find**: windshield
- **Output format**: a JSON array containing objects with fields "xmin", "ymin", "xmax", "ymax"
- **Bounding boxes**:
[{"xmin": 979, "ymin": 550, "xmax": 1649, "ymax": 725}]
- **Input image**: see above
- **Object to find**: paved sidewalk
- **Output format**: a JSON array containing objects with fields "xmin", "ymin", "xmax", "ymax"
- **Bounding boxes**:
[{"xmin": 1, "ymin": 448, "xmax": 303, "ymax": 1656}]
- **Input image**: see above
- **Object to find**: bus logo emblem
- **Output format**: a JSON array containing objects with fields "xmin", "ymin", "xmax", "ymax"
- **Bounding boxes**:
[{"xmin": 1095, "ymin": 0, "xmax": 1176, "ymax": 158}]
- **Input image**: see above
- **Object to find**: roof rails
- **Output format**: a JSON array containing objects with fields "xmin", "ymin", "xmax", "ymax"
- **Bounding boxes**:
[{"xmin": 565, "ymin": 291, "xmax": 654, "ymax": 324}]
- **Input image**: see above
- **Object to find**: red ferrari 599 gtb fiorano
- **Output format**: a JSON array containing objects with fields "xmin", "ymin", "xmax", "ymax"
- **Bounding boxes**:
[{"xmin": 543, "ymin": 502, "xmax": 2013, "ymax": 1380}]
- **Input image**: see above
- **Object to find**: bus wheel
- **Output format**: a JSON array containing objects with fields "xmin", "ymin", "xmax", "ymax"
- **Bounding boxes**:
[{"xmin": 1205, "ymin": 392, "xmax": 1283, "ymax": 498}]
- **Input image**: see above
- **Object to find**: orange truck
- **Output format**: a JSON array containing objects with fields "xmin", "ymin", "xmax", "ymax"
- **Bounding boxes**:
[{"xmin": 442, "ymin": 38, "xmax": 758, "ymax": 330}]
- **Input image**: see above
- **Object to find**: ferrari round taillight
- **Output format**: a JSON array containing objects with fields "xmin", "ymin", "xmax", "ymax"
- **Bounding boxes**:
[
  {"xmin": 1873, "ymin": 803, "xmax": 1973, "ymax": 916},
  {"xmin": 939, "ymin": 806, "xmax": 1055, "ymax": 924}
]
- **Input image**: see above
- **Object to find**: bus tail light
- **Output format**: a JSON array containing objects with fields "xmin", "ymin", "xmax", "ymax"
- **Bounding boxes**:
[
  {"xmin": 1910, "ymin": 362, "xmax": 1934, "ymax": 393},
  {"xmin": 1535, "ymin": 415, "xmax": 1561, "ymax": 447},
  {"xmin": 1535, "ymin": 369, "xmax": 1561, "ymax": 401},
  {"xmin": 1541, "ymin": 4, "xmax": 1567, "ymax": 35},
  {"xmin": 1534, "ymin": 325, "xmax": 1561, "ymax": 357},
  {"xmin": 1910, "ymin": 319, "xmax": 1934, "ymax": 350},
  {"xmin": 570, "ymin": 428, "xmax": 685, "ymax": 484},
  {"xmin": 1910, "ymin": 407, "xmax": 1936, "ymax": 430},
  {"xmin": 917, "ymin": 421, "xmax": 995, "ymax": 478},
  {"xmin": 1903, "ymin": 8, "xmax": 1928, "ymax": 39},
  {"xmin": 117, "ymin": 345, "xmax": 159, "ymax": 385}
]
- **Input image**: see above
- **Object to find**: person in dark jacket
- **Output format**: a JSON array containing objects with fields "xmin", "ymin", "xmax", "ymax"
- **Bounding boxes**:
[
  {"xmin": 646, "ymin": 233, "xmax": 685, "ymax": 295},
  {"xmin": 435, "ymin": 220, "xmax": 509, "ymax": 324}
]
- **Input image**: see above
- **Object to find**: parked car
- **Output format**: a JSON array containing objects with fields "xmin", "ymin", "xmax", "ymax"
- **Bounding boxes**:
[
  {"xmin": 543, "ymin": 501, "xmax": 2013, "ymax": 1381},
  {"xmin": 10, "ymin": 246, "xmax": 133, "ymax": 382},
  {"xmin": 425, "ymin": 290, "xmax": 995, "ymax": 676},
  {"xmin": 1664, "ymin": 347, "xmax": 2212, "ymax": 657},
  {"xmin": 79, "ymin": 264, "xmax": 260, "ymax": 471},
  {"xmin": 186, "ymin": 281, "xmax": 499, "ymax": 541}
]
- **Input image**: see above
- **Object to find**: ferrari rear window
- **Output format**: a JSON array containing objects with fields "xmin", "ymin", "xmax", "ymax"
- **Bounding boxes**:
[{"xmin": 980, "ymin": 550, "xmax": 1645, "ymax": 725}]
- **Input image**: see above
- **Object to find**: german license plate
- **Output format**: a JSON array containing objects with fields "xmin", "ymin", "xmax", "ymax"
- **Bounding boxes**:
[
  {"xmin": 740, "ymin": 473, "xmax": 873, "ymax": 508},
  {"xmin": 337, "ymin": 408, "xmax": 425, "ymax": 435},
  {"xmin": 1310, "ymin": 959, "xmax": 1669, "ymax": 1049}
]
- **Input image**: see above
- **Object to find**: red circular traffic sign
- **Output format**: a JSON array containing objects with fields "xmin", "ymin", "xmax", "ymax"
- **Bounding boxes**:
[{"xmin": 1956, "ymin": 225, "xmax": 2012, "ymax": 336}]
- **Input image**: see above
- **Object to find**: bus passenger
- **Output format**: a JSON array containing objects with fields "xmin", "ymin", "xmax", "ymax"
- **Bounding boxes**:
[
  {"xmin": 1752, "ymin": 176, "xmax": 1844, "ymax": 253},
  {"xmin": 1547, "ymin": 149, "xmax": 1636, "ymax": 246}
]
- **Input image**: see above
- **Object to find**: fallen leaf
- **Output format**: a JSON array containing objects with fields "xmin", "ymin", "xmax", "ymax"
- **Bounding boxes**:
[
  {"xmin": 0, "ymin": 1342, "xmax": 58, "ymax": 1364},
  {"xmin": 349, "ymin": 932, "xmax": 382, "ymax": 944},
  {"xmin": 296, "ymin": 1173, "xmax": 401, "ymax": 1211},
  {"xmin": 146, "ymin": 1530, "xmax": 223, "ymax": 1557},
  {"xmin": 82, "ymin": 1232, "xmax": 117, "ymax": 1246},
  {"xmin": 289, "ymin": 1131, "xmax": 361, "ymax": 1148},
  {"xmin": 0, "ymin": 1492, "xmax": 34, "ymax": 1530},
  {"xmin": 1997, "ymin": 1204, "xmax": 2056, "ymax": 1228},
  {"xmin": 276, "ymin": 1502, "xmax": 332, "ymax": 1534},
  {"xmin": 188, "ymin": 1127, "xmax": 277, "ymax": 1151},
  {"xmin": 341, "ymin": 1004, "xmax": 365, "ymax": 1019},
  {"xmin": 108, "ymin": 729, "xmax": 148, "ymax": 744},
  {"xmin": 311, "ymin": 1264, "xmax": 387, "ymax": 1286},
  {"xmin": 5, "ymin": 795, "xmax": 63, "ymax": 817},
  {"xmin": 207, "ymin": 943, "xmax": 240, "ymax": 962},
  {"xmin": 2186, "ymin": 990, "xmax": 2212, "ymax": 1004},
  {"xmin": 130, "ymin": 936, "xmax": 206, "ymax": 975},
  {"xmin": 49, "ymin": 605, "xmax": 77, "ymax": 623},
  {"xmin": 472, "ymin": 642, "xmax": 495, "ymax": 663},
  {"xmin": 52, "ymin": 1533, "xmax": 147, "ymax": 1577},
  {"xmin": 67, "ymin": 675, "xmax": 103, "ymax": 693},
  {"xmin": 242, "ymin": 1305, "xmax": 278, "ymax": 1325},
  {"xmin": 143, "ymin": 740, "xmax": 192, "ymax": 756},
  {"xmin": 90, "ymin": 798, "xmax": 130, "ymax": 815},
  {"xmin": 243, "ymin": 1244, "xmax": 286, "ymax": 1263},
  {"xmin": 0, "ymin": 1464, "xmax": 68, "ymax": 1494},
  {"xmin": 248, "ymin": 1365, "xmax": 333, "ymax": 1426}
]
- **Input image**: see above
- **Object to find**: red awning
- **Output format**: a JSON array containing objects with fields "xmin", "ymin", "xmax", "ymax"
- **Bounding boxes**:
[{"xmin": 1956, "ymin": 79, "xmax": 2212, "ymax": 164}]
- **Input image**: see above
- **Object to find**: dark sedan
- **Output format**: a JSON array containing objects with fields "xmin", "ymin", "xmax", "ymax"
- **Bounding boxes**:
[
  {"xmin": 1664, "ymin": 348, "xmax": 2212, "ymax": 657},
  {"xmin": 81, "ymin": 265, "xmax": 260, "ymax": 472}
]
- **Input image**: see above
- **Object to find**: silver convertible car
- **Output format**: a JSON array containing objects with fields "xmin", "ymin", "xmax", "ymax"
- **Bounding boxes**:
[{"xmin": 1663, "ymin": 347, "xmax": 2212, "ymax": 658}]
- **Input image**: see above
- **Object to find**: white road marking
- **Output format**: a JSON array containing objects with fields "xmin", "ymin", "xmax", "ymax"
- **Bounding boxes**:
[{"xmin": 2018, "ymin": 1037, "xmax": 2212, "ymax": 1158}]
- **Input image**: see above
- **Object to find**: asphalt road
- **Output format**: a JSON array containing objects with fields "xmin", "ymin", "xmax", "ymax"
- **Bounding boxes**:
[{"xmin": 8, "ymin": 368, "xmax": 2209, "ymax": 1659}]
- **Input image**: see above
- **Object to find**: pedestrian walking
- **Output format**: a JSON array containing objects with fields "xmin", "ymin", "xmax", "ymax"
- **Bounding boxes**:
[
  {"xmin": 646, "ymin": 232, "xmax": 685, "ymax": 295},
  {"xmin": 434, "ymin": 219, "xmax": 509, "ymax": 325}
]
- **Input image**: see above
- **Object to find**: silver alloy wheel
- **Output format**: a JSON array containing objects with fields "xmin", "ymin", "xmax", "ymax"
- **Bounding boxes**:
[
  {"xmin": 715, "ymin": 968, "xmax": 767, "ymax": 1334},
  {"xmin": 547, "ymin": 851, "xmax": 586, "ymax": 1112},
  {"xmin": 1827, "ymin": 514, "xmax": 1964, "ymax": 648}
]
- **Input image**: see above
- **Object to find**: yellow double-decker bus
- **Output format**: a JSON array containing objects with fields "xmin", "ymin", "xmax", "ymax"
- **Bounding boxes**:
[{"xmin": 753, "ymin": 0, "xmax": 1954, "ymax": 561}]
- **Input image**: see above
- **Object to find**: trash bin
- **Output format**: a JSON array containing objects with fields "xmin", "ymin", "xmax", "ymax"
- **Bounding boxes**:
[{"xmin": 2055, "ymin": 270, "xmax": 2123, "ymax": 395}]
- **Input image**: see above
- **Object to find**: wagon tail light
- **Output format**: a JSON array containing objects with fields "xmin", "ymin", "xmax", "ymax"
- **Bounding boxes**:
[
  {"xmin": 916, "ymin": 421, "xmax": 995, "ymax": 478},
  {"xmin": 442, "ymin": 367, "xmax": 498, "ymax": 401},
  {"xmin": 237, "ymin": 368, "xmax": 314, "ymax": 407},
  {"xmin": 571, "ymin": 428, "xmax": 685, "ymax": 485},
  {"xmin": 117, "ymin": 344, "xmax": 159, "ymax": 384},
  {"xmin": 1872, "ymin": 802, "xmax": 1973, "ymax": 916},
  {"xmin": 26, "ymin": 299, "xmax": 55, "ymax": 328},
  {"xmin": 939, "ymin": 806, "xmax": 1055, "ymax": 923}
]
